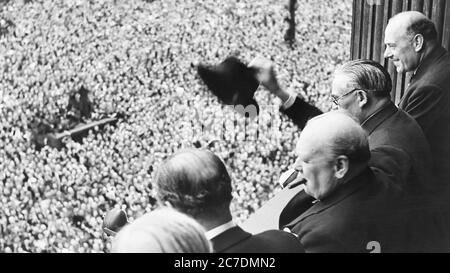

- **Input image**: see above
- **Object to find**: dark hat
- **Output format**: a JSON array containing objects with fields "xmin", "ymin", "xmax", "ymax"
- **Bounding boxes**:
[
  {"xmin": 197, "ymin": 56, "xmax": 260, "ymax": 113},
  {"xmin": 102, "ymin": 208, "xmax": 129, "ymax": 236}
]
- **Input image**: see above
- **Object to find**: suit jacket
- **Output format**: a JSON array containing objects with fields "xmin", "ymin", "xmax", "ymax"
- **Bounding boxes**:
[
  {"xmin": 279, "ymin": 99, "xmax": 433, "ymax": 227},
  {"xmin": 398, "ymin": 46, "xmax": 450, "ymax": 185},
  {"xmin": 361, "ymin": 101, "xmax": 432, "ymax": 194},
  {"xmin": 211, "ymin": 226, "xmax": 304, "ymax": 253},
  {"xmin": 285, "ymin": 168, "xmax": 416, "ymax": 253},
  {"xmin": 287, "ymin": 168, "xmax": 450, "ymax": 253}
]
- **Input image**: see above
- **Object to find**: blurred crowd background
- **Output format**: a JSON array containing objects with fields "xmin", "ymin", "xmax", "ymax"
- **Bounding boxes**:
[{"xmin": 0, "ymin": 0, "xmax": 351, "ymax": 252}]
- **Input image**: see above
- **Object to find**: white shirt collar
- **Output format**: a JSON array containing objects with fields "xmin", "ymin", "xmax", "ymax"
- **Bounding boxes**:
[{"xmin": 205, "ymin": 220, "xmax": 236, "ymax": 240}]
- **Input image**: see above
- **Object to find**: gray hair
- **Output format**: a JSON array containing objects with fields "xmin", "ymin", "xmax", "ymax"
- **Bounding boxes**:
[
  {"xmin": 336, "ymin": 59, "xmax": 392, "ymax": 98},
  {"xmin": 112, "ymin": 208, "xmax": 212, "ymax": 253}
]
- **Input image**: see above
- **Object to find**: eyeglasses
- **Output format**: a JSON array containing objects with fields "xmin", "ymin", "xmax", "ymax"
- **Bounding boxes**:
[{"xmin": 330, "ymin": 88, "xmax": 361, "ymax": 106}]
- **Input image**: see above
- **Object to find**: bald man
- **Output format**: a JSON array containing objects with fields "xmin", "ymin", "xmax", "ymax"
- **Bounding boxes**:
[
  {"xmin": 284, "ymin": 111, "xmax": 411, "ymax": 252},
  {"xmin": 384, "ymin": 11, "xmax": 450, "ymax": 186}
]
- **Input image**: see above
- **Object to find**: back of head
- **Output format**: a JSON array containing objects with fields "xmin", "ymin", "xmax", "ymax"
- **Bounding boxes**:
[
  {"xmin": 111, "ymin": 208, "xmax": 212, "ymax": 253},
  {"xmin": 303, "ymin": 111, "xmax": 370, "ymax": 165},
  {"xmin": 335, "ymin": 59, "xmax": 392, "ymax": 99},
  {"xmin": 390, "ymin": 11, "xmax": 438, "ymax": 42},
  {"xmin": 155, "ymin": 149, "xmax": 233, "ymax": 216}
]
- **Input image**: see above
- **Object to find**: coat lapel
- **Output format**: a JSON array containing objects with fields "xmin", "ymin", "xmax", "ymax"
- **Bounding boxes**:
[
  {"xmin": 409, "ymin": 46, "xmax": 447, "ymax": 86},
  {"xmin": 399, "ymin": 46, "xmax": 448, "ymax": 108}
]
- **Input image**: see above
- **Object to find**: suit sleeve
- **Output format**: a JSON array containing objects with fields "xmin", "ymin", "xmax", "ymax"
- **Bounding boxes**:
[
  {"xmin": 280, "ymin": 97, "xmax": 323, "ymax": 129},
  {"xmin": 401, "ymin": 85, "xmax": 450, "ymax": 134}
]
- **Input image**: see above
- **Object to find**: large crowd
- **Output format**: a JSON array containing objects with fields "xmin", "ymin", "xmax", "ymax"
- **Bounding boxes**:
[{"xmin": 0, "ymin": 0, "xmax": 351, "ymax": 252}]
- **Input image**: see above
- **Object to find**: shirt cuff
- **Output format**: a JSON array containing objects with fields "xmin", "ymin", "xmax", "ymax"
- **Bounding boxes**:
[{"xmin": 282, "ymin": 94, "xmax": 296, "ymax": 109}]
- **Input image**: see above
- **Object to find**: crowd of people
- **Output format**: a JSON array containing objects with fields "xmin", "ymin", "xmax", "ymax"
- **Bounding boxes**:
[{"xmin": 0, "ymin": 0, "xmax": 351, "ymax": 252}]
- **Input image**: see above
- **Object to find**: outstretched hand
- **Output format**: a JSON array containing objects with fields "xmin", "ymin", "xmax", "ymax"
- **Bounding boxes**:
[
  {"xmin": 248, "ymin": 57, "xmax": 291, "ymax": 103},
  {"xmin": 248, "ymin": 56, "xmax": 281, "ymax": 94}
]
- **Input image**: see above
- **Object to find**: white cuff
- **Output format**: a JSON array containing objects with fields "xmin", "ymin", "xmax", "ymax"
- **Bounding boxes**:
[{"xmin": 282, "ymin": 94, "xmax": 296, "ymax": 109}]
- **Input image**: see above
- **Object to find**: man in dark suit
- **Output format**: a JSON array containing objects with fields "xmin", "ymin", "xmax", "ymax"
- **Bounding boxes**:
[
  {"xmin": 251, "ymin": 58, "xmax": 431, "ymax": 193},
  {"xmin": 155, "ymin": 149, "xmax": 305, "ymax": 253},
  {"xmin": 283, "ymin": 111, "xmax": 442, "ymax": 252},
  {"xmin": 384, "ymin": 11, "xmax": 450, "ymax": 186},
  {"xmin": 250, "ymin": 58, "xmax": 433, "ymax": 227}
]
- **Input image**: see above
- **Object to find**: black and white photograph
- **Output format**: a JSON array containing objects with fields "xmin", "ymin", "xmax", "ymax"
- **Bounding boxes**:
[{"xmin": 1, "ymin": 0, "xmax": 450, "ymax": 260}]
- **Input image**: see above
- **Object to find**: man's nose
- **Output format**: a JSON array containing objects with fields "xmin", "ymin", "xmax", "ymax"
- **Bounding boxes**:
[{"xmin": 384, "ymin": 48, "xmax": 392, "ymax": 59}]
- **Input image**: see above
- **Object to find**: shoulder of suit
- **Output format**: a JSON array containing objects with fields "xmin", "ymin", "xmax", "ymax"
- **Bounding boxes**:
[
  {"xmin": 404, "ymin": 83, "xmax": 445, "ymax": 101},
  {"xmin": 381, "ymin": 108, "xmax": 421, "ymax": 130},
  {"xmin": 412, "ymin": 63, "xmax": 450, "ymax": 91}
]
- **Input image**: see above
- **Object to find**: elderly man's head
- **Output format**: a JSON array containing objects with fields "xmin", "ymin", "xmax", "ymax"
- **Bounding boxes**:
[
  {"xmin": 331, "ymin": 59, "xmax": 392, "ymax": 123},
  {"xmin": 155, "ymin": 149, "xmax": 233, "ymax": 217},
  {"xmin": 384, "ymin": 11, "xmax": 438, "ymax": 73},
  {"xmin": 294, "ymin": 111, "xmax": 370, "ymax": 200}
]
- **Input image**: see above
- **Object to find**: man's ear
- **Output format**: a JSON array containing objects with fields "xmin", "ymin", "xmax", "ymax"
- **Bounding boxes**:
[
  {"xmin": 356, "ymin": 90, "xmax": 368, "ymax": 108},
  {"xmin": 413, "ymin": 34, "xmax": 424, "ymax": 52},
  {"xmin": 334, "ymin": 155, "xmax": 350, "ymax": 179}
]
